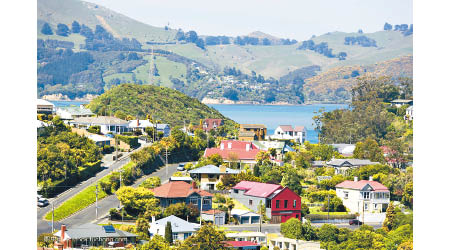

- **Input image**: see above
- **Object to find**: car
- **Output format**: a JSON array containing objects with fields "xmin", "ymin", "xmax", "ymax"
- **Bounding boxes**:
[
  {"xmin": 177, "ymin": 163, "xmax": 186, "ymax": 171},
  {"xmin": 349, "ymin": 219, "xmax": 363, "ymax": 225},
  {"xmin": 37, "ymin": 198, "xmax": 49, "ymax": 207}
]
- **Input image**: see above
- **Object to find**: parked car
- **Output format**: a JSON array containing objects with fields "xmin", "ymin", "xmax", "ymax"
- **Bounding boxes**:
[
  {"xmin": 37, "ymin": 198, "xmax": 49, "ymax": 207},
  {"xmin": 177, "ymin": 163, "xmax": 186, "ymax": 171},
  {"xmin": 349, "ymin": 219, "xmax": 363, "ymax": 225}
]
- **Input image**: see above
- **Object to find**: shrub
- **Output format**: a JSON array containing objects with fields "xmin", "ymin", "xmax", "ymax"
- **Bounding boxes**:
[
  {"xmin": 116, "ymin": 134, "xmax": 140, "ymax": 148},
  {"xmin": 308, "ymin": 190, "xmax": 336, "ymax": 202},
  {"xmin": 305, "ymin": 214, "xmax": 356, "ymax": 221},
  {"xmin": 87, "ymin": 125, "xmax": 101, "ymax": 134}
]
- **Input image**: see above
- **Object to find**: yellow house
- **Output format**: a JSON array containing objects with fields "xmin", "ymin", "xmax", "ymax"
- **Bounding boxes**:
[{"xmin": 239, "ymin": 124, "xmax": 267, "ymax": 141}]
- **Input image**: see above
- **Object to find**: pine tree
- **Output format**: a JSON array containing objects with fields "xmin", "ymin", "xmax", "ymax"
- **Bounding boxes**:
[
  {"xmin": 164, "ymin": 221, "xmax": 173, "ymax": 244},
  {"xmin": 72, "ymin": 21, "xmax": 81, "ymax": 33},
  {"xmin": 382, "ymin": 202, "xmax": 395, "ymax": 232},
  {"xmin": 41, "ymin": 22, "xmax": 53, "ymax": 35}
]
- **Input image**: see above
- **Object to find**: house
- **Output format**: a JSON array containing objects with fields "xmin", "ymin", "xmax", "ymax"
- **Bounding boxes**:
[
  {"xmin": 380, "ymin": 146, "xmax": 407, "ymax": 168},
  {"xmin": 201, "ymin": 209, "xmax": 226, "ymax": 225},
  {"xmin": 53, "ymin": 224, "xmax": 137, "ymax": 249},
  {"xmin": 326, "ymin": 158, "xmax": 379, "ymax": 175},
  {"xmin": 128, "ymin": 119, "xmax": 171, "ymax": 137},
  {"xmin": 330, "ymin": 144, "xmax": 356, "ymax": 157},
  {"xmin": 87, "ymin": 134, "xmax": 112, "ymax": 147},
  {"xmin": 203, "ymin": 140, "xmax": 263, "ymax": 166},
  {"xmin": 149, "ymin": 181, "xmax": 213, "ymax": 210},
  {"xmin": 149, "ymin": 215, "xmax": 200, "ymax": 242},
  {"xmin": 224, "ymin": 241, "xmax": 261, "ymax": 250},
  {"xmin": 231, "ymin": 209, "xmax": 261, "ymax": 224},
  {"xmin": 268, "ymin": 236, "xmax": 323, "ymax": 250},
  {"xmin": 405, "ymin": 105, "xmax": 413, "ymax": 120},
  {"xmin": 335, "ymin": 177, "xmax": 390, "ymax": 214},
  {"xmin": 239, "ymin": 131, "xmax": 257, "ymax": 141},
  {"xmin": 252, "ymin": 141, "xmax": 295, "ymax": 160},
  {"xmin": 240, "ymin": 124, "xmax": 267, "ymax": 141},
  {"xmin": 189, "ymin": 164, "xmax": 240, "ymax": 191},
  {"xmin": 69, "ymin": 116, "xmax": 129, "ymax": 134},
  {"xmin": 55, "ymin": 106, "xmax": 94, "ymax": 120},
  {"xmin": 390, "ymin": 99, "xmax": 413, "ymax": 108},
  {"xmin": 226, "ymin": 232, "xmax": 267, "ymax": 245},
  {"xmin": 37, "ymin": 120, "xmax": 48, "ymax": 136},
  {"xmin": 201, "ymin": 118, "xmax": 224, "ymax": 132},
  {"xmin": 271, "ymin": 125, "xmax": 307, "ymax": 144},
  {"xmin": 37, "ymin": 99, "xmax": 55, "ymax": 114},
  {"xmin": 230, "ymin": 181, "xmax": 302, "ymax": 223}
]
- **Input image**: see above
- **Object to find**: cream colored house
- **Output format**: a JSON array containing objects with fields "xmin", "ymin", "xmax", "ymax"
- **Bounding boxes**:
[
  {"xmin": 188, "ymin": 165, "xmax": 240, "ymax": 190},
  {"xmin": 335, "ymin": 177, "xmax": 390, "ymax": 214},
  {"xmin": 268, "ymin": 236, "xmax": 323, "ymax": 250}
]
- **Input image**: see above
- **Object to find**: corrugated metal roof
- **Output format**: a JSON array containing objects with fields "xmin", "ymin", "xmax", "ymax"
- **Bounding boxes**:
[
  {"xmin": 72, "ymin": 116, "xmax": 129, "ymax": 125},
  {"xmin": 335, "ymin": 180, "xmax": 389, "ymax": 191},
  {"xmin": 152, "ymin": 215, "xmax": 200, "ymax": 233},
  {"xmin": 189, "ymin": 165, "xmax": 240, "ymax": 174},
  {"xmin": 233, "ymin": 181, "xmax": 282, "ymax": 198},
  {"xmin": 53, "ymin": 223, "xmax": 136, "ymax": 239}
]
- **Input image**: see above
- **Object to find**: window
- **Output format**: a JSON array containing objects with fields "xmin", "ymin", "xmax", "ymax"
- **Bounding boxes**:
[
  {"xmin": 208, "ymin": 174, "xmax": 215, "ymax": 179},
  {"xmin": 203, "ymin": 198, "xmax": 211, "ymax": 206},
  {"xmin": 172, "ymin": 233, "xmax": 178, "ymax": 241},
  {"xmin": 189, "ymin": 198, "xmax": 197, "ymax": 204},
  {"xmin": 284, "ymin": 200, "xmax": 288, "ymax": 208},
  {"xmin": 249, "ymin": 200, "xmax": 253, "ymax": 206},
  {"xmin": 234, "ymin": 189, "xmax": 238, "ymax": 194},
  {"xmin": 362, "ymin": 192, "xmax": 370, "ymax": 199},
  {"xmin": 184, "ymin": 233, "xmax": 192, "ymax": 239},
  {"xmin": 293, "ymin": 200, "xmax": 297, "ymax": 208},
  {"xmin": 276, "ymin": 200, "xmax": 280, "ymax": 208},
  {"xmin": 344, "ymin": 191, "xmax": 349, "ymax": 199},
  {"xmin": 266, "ymin": 199, "xmax": 272, "ymax": 208},
  {"xmin": 364, "ymin": 203, "xmax": 368, "ymax": 211}
]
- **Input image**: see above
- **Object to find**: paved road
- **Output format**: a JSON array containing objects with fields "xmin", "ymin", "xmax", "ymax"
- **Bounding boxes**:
[
  {"xmin": 37, "ymin": 162, "xmax": 178, "ymax": 235},
  {"xmin": 225, "ymin": 222, "xmax": 382, "ymax": 234}
]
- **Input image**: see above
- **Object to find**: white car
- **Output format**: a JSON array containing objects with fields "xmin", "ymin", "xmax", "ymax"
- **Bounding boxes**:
[
  {"xmin": 37, "ymin": 198, "xmax": 49, "ymax": 207},
  {"xmin": 177, "ymin": 163, "xmax": 186, "ymax": 171}
]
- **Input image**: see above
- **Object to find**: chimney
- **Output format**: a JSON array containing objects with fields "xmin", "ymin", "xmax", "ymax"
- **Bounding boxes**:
[
  {"xmin": 220, "ymin": 143, "xmax": 224, "ymax": 150},
  {"xmin": 219, "ymin": 165, "xmax": 226, "ymax": 173},
  {"xmin": 61, "ymin": 224, "xmax": 66, "ymax": 248},
  {"xmin": 228, "ymin": 142, "xmax": 232, "ymax": 149},
  {"xmin": 137, "ymin": 119, "xmax": 139, "ymax": 127},
  {"xmin": 369, "ymin": 176, "xmax": 373, "ymax": 181},
  {"xmin": 152, "ymin": 216, "xmax": 156, "ymax": 223},
  {"xmin": 192, "ymin": 182, "xmax": 196, "ymax": 189},
  {"xmin": 354, "ymin": 176, "xmax": 358, "ymax": 182},
  {"xmin": 245, "ymin": 143, "xmax": 250, "ymax": 151}
]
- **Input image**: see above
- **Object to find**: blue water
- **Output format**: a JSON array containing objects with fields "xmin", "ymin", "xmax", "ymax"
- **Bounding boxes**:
[
  {"xmin": 50, "ymin": 100, "xmax": 347, "ymax": 144},
  {"xmin": 208, "ymin": 104, "xmax": 348, "ymax": 143}
]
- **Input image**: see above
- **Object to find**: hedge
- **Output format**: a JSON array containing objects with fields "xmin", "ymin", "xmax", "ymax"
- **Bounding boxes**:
[
  {"xmin": 116, "ymin": 135, "xmax": 139, "ymax": 148},
  {"xmin": 305, "ymin": 214, "xmax": 356, "ymax": 221}
]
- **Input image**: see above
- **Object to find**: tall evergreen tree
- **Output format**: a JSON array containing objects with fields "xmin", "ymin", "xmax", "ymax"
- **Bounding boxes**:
[
  {"xmin": 71, "ymin": 21, "xmax": 81, "ymax": 33},
  {"xmin": 383, "ymin": 202, "xmax": 395, "ymax": 232},
  {"xmin": 164, "ymin": 221, "xmax": 173, "ymax": 244},
  {"xmin": 56, "ymin": 23, "xmax": 70, "ymax": 36},
  {"xmin": 41, "ymin": 22, "xmax": 53, "ymax": 35}
]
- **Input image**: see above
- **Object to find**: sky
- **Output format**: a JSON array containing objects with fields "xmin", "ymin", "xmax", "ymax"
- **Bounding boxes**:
[{"xmin": 86, "ymin": 0, "xmax": 413, "ymax": 41}]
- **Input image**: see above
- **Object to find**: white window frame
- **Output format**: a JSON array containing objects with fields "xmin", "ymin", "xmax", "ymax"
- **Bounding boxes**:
[{"xmin": 344, "ymin": 191, "xmax": 349, "ymax": 199}]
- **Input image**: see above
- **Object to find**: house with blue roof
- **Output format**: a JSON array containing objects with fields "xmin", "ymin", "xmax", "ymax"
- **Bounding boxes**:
[{"xmin": 189, "ymin": 165, "xmax": 240, "ymax": 191}]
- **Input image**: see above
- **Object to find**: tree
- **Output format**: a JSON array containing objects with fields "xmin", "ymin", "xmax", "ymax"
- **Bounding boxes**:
[
  {"xmin": 383, "ymin": 202, "xmax": 396, "ymax": 232},
  {"xmin": 262, "ymin": 38, "xmax": 271, "ymax": 45},
  {"xmin": 281, "ymin": 168, "xmax": 303, "ymax": 195},
  {"xmin": 165, "ymin": 221, "xmax": 173, "ymax": 243},
  {"xmin": 384, "ymin": 22, "xmax": 393, "ymax": 31},
  {"xmin": 41, "ymin": 22, "xmax": 53, "ymax": 35},
  {"xmin": 401, "ymin": 182, "xmax": 413, "ymax": 209},
  {"xmin": 185, "ymin": 30, "xmax": 198, "ymax": 43},
  {"xmin": 139, "ymin": 176, "xmax": 161, "ymax": 189},
  {"xmin": 353, "ymin": 138, "xmax": 385, "ymax": 163},
  {"xmin": 56, "ymin": 23, "xmax": 70, "ymax": 36},
  {"xmin": 301, "ymin": 220, "xmax": 317, "ymax": 240},
  {"xmin": 317, "ymin": 223, "xmax": 339, "ymax": 243},
  {"xmin": 223, "ymin": 89, "xmax": 239, "ymax": 101},
  {"xmin": 140, "ymin": 235, "xmax": 169, "ymax": 250},
  {"xmin": 72, "ymin": 21, "xmax": 81, "ymax": 33},
  {"xmin": 281, "ymin": 218, "xmax": 303, "ymax": 239},
  {"xmin": 116, "ymin": 186, "xmax": 160, "ymax": 215},
  {"xmin": 135, "ymin": 217, "xmax": 150, "ymax": 239},
  {"xmin": 178, "ymin": 223, "xmax": 228, "ymax": 250}
]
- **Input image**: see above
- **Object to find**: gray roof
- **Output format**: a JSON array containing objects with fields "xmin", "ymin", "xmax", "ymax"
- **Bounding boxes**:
[
  {"xmin": 326, "ymin": 159, "xmax": 379, "ymax": 167},
  {"xmin": 54, "ymin": 223, "xmax": 137, "ymax": 239},
  {"xmin": 152, "ymin": 215, "xmax": 200, "ymax": 233},
  {"xmin": 189, "ymin": 165, "xmax": 240, "ymax": 174},
  {"xmin": 391, "ymin": 99, "xmax": 413, "ymax": 103},
  {"xmin": 57, "ymin": 106, "xmax": 94, "ymax": 116},
  {"xmin": 312, "ymin": 161, "xmax": 326, "ymax": 167},
  {"xmin": 71, "ymin": 116, "xmax": 129, "ymax": 125}
]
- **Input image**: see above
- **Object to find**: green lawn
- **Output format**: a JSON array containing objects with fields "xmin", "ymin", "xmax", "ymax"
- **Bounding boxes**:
[{"xmin": 309, "ymin": 206, "xmax": 348, "ymax": 215}]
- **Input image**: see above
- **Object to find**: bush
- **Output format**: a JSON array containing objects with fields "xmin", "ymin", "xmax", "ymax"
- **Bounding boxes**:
[
  {"xmin": 87, "ymin": 125, "xmax": 101, "ymax": 134},
  {"xmin": 308, "ymin": 190, "xmax": 336, "ymax": 202},
  {"xmin": 102, "ymin": 145, "xmax": 114, "ymax": 154},
  {"xmin": 305, "ymin": 214, "xmax": 356, "ymax": 221},
  {"xmin": 109, "ymin": 208, "xmax": 121, "ymax": 220},
  {"xmin": 116, "ymin": 134, "xmax": 140, "ymax": 148}
]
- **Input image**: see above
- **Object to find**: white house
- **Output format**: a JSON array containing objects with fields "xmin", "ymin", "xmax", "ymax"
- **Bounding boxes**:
[
  {"xmin": 149, "ymin": 215, "xmax": 200, "ymax": 242},
  {"xmin": 335, "ymin": 177, "xmax": 390, "ymax": 214},
  {"xmin": 128, "ymin": 119, "xmax": 171, "ymax": 137},
  {"xmin": 405, "ymin": 105, "xmax": 413, "ymax": 121},
  {"xmin": 37, "ymin": 99, "xmax": 55, "ymax": 114},
  {"xmin": 226, "ymin": 232, "xmax": 267, "ymax": 245},
  {"xmin": 69, "ymin": 116, "xmax": 129, "ymax": 134},
  {"xmin": 326, "ymin": 158, "xmax": 379, "ymax": 175},
  {"xmin": 268, "ymin": 236, "xmax": 323, "ymax": 250},
  {"xmin": 390, "ymin": 99, "xmax": 413, "ymax": 108},
  {"xmin": 271, "ymin": 125, "xmax": 306, "ymax": 143},
  {"xmin": 56, "ymin": 106, "xmax": 94, "ymax": 120}
]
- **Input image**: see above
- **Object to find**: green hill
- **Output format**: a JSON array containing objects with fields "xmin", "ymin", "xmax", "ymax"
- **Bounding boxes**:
[
  {"xmin": 87, "ymin": 84, "xmax": 232, "ymax": 126},
  {"xmin": 38, "ymin": 0, "xmax": 176, "ymax": 43}
]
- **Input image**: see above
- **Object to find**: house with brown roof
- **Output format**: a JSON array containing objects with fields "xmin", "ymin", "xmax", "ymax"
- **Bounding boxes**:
[
  {"xmin": 335, "ymin": 177, "xmax": 390, "ymax": 214},
  {"xmin": 201, "ymin": 119, "xmax": 224, "ymax": 132},
  {"xmin": 149, "ymin": 181, "xmax": 213, "ymax": 210},
  {"xmin": 239, "ymin": 124, "xmax": 267, "ymax": 141},
  {"xmin": 271, "ymin": 125, "xmax": 307, "ymax": 143}
]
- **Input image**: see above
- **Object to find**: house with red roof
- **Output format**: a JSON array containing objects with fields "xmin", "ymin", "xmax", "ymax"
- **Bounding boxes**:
[
  {"xmin": 200, "ymin": 118, "xmax": 224, "ymax": 132},
  {"xmin": 335, "ymin": 176, "xmax": 390, "ymax": 214},
  {"xmin": 271, "ymin": 125, "xmax": 307, "ymax": 143},
  {"xmin": 203, "ymin": 140, "xmax": 264, "ymax": 166},
  {"xmin": 224, "ymin": 240, "xmax": 261, "ymax": 250},
  {"xmin": 149, "ymin": 181, "xmax": 213, "ymax": 211},
  {"xmin": 230, "ymin": 181, "xmax": 302, "ymax": 223}
]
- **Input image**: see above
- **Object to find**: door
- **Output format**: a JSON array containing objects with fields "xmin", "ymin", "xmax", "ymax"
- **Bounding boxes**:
[{"xmin": 271, "ymin": 215, "xmax": 281, "ymax": 224}]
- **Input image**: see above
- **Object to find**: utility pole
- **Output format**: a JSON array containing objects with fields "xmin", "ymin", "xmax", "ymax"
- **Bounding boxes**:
[
  {"xmin": 95, "ymin": 183, "xmax": 98, "ymax": 220},
  {"xmin": 165, "ymin": 146, "xmax": 169, "ymax": 177},
  {"xmin": 327, "ymin": 194, "xmax": 330, "ymax": 224},
  {"xmin": 119, "ymin": 170, "xmax": 123, "ymax": 223},
  {"xmin": 259, "ymin": 202, "xmax": 262, "ymax": 233},
  {"xmin": 199, "ymin": 196, "xmax": 203, "ymax": 226}
]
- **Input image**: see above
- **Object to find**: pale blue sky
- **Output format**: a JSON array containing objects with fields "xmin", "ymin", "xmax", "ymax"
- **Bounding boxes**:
[{"xmin": 85, "ymin": 0, "xmax": 413, "ymax": 41}]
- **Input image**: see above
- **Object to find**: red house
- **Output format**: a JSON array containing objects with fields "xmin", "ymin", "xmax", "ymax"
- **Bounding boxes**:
[
  {"xmin": 203, "ymin": 140, "xmax": 263, "ymax": 166},
  {"xmin": 230, "ymin": 181, "xmax": 301, "ymax": 223}
]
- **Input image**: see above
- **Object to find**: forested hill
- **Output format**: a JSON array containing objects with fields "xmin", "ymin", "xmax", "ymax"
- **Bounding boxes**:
[{"xmin": 87, "ymin": 84, "xmax": 232, "ymax": 127}]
